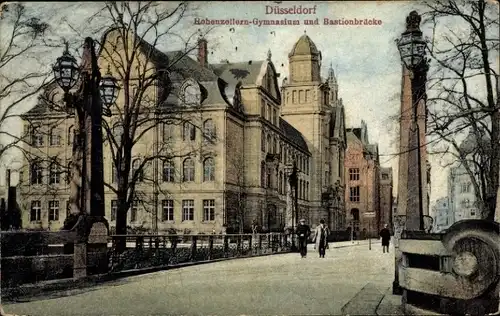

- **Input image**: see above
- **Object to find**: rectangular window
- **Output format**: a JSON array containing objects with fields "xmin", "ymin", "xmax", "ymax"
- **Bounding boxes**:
[
  {"xmin": 349, "ymin": 186, "xmax": 360, "ymax": 202},
  {"xmin": 49, "ymin": 164, "xmax": 60, "ymax": 185},
  {"xmin": 111, "ymin": 200, "xmax": 117, "ymax": 221},
  {"xmin": 162, "ymin": 199, "xmax": 174, "ymax": 221},
  {"xmin": 31, "ymin": 127, "xmax": 44, "ymax": 147},
  {"xmin": 203, "ymin": 199, "xmax": 215, "ymax": 221},
  {"xmin": 182, "ymin": 199, "xmax": 194, "ymax": 221},
  {"xmin": 163, "ymin": 161, "xmax": 175, "ymax": 182},
  {"xmin": 130, "ymin": 200, "xmax": 138, "ymax": 222},
  {"xmin": 31, "ymin": 163, "xmax": 43, "ymax": 185},
  {"xmin": 461, "ymin": 182, "xmax": 471, "ymax": 193},
  {"xmin": 48, "ymin": 200, "xmax": 59, "ymax": 221},
  {"xmin": 30, "ymin": 200, "xmax": 42, "ymax": 222},
  {"xmin": 382, "ymin": 173, "xmax": 389, "ymax": 180},
  {"xmin": 49, "ymin": 129, "xmax": 61, "ymax": 146},
  {"xmin": 273, "ymin": 109, "xmax": 277, "ymax": 125},
  {"xmin": 349, "ymin": 168, "xmax": 360, "ymax": 181}
]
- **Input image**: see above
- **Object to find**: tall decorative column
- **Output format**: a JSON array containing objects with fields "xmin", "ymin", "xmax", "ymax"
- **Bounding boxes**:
[{"xmin": 393, "ymin": 11, "xmax": 429, "ymax": 294}]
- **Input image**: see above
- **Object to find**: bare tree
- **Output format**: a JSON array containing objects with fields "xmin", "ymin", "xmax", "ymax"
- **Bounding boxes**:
[
  {"xmin": 423, "ymin": 0, "xmax": 499, "ymax": 219},
  {"xmin": 227, "ymin": 152, "xmax": 246, "ymax": 234},
  {"xmin": 0, "ymin": 3, "xmax": 52, "ymax": 160}
]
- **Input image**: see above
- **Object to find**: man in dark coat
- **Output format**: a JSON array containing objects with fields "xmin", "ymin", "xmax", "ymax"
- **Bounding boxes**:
[
  {"xmin": 296, "ymin": 218, "xmax": 311, "ymax": 258},
  {"xmin": 379, "ymin": 224, "xmax": 391, "ymax": 253}
]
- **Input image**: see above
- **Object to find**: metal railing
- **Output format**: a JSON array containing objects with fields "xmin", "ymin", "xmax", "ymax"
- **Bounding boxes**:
[{"xmin": 108, "ymin": 233, "xmax": 293, "ymax": 273}]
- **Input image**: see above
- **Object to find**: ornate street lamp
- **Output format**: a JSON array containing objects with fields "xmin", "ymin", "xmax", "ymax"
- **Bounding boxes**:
[
  {"xmin": 53, "ymin": 37, "xmax": 120, "ymax": 277},
  {"xmin": 99, "ymin": 67, "xmax": 120, "ymax": 116},
  {"xmin": 396, "ymin": 10, "xmax": 429, "ymax": 232},
  {"xmin": 393, "ymin": 10, "xmax": 429, "ymax": 295},
  {"xmin": 52, "ymin": 43, "xmax": 80, "ymax": 93}
]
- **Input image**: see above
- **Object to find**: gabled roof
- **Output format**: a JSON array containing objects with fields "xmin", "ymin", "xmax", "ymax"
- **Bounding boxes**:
[{"xmin": 279, "ymin": 118, "xmax": 309, "ymax": 154}]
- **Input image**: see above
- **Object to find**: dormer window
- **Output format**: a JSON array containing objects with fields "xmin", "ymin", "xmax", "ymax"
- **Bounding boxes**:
[{"xmin": 181, "ymin": 80, "xmax": 201, "ymax": 106}]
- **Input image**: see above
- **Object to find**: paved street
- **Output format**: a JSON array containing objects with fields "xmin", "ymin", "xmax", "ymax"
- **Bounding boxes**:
[{"xmin": 4, "ymin": 240, "xmax": 400, "ymax": 316}]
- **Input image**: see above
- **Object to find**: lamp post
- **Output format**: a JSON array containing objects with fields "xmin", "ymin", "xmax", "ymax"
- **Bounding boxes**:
[
  {"xmin": 396, "ymin": 11, "xmax": 428, "ymax": 231},
  {"xmin": 286, "ymin": 162, "xmax": 299, "ymax": 251},
  {"xmin": 54, "ymin": 38, "xmax": 119, "ymax": 277},
  {"xmin": 393, "ymin": 11, "xmax": 429, "ymax": 294}
]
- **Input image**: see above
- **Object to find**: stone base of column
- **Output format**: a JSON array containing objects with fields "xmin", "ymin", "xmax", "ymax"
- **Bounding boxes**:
[{"xmin": 73, "ymin": 242, "xmax": 87, "ymax": 279}]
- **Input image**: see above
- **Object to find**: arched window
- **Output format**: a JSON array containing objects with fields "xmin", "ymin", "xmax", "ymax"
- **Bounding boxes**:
[
  {"xmin": 271, "ymin": 137, "xmax": 275, "ymax": 154},
  {"xmin": 183, "ymin": 158, "xmax": 195, "ymax": 182},
  {"xmin": 203, "ymin": 119, "xmax": 216, "ymax": 141},
  {"xmin": 67, "ymin": 125, "xmax": 74, "ymax": 145},
  {"xmin": 183, "ymin": 122, "xmax": 196, "ymax": 141},
  {"xmin": 132, "ymin": 159, "xmax": 143, "ymax": 182},
  {"xmin": 267, "ymin": 135, "xmax": 271, "ymax": 153},
  {"xmin": 163, "ymin": 160, "xmax": 174, "ymax": 182},
  {"xmin": 261, "ymin": 161, "xmax": 266, "ymax": 187},
  {"xmin": 203, "ymin": 157, "xmax": 215, "ymax": 181},
  {"xmin": 182, "ymin": 81, "xmax": 201, "ymax": 106}
]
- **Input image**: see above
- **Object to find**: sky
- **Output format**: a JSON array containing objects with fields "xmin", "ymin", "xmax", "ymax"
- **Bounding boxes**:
[{"xmin": 0, "ymin": 1, "xmax": 497, "ymax": 211}]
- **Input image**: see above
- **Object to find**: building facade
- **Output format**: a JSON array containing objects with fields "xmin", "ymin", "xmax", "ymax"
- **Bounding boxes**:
[
  {"xmin": 344, "ymin": 122, "xmax": 381, "ymax": 238},
  {"xmin": 280, "ymin": 34, "xmax": 347, "ymax": 230},
  {"xmin": 432, "ymin": 197, "xmax": 452, "ymax": 232},
  {"xmin": 17, "ymin": 30, "xmax": 347, "ymax": 233},
  {"xmin": 448, "ymin": 164, "xmax": 481, "ymax": 223},
  {"xmin": 379, "ymin": 167, "xmax": 393, "ymax": 231}
]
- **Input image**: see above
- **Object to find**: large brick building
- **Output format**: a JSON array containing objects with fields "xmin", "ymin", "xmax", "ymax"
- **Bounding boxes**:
[
  {"xmin": 16, "ymin": 30, "xmax": 348, "ymax": 234},
  {"xmin": 344, "ymin": 121, "xmax": 382, "ymax": 238}
]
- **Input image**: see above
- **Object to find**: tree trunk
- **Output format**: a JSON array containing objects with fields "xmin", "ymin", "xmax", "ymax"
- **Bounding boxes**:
[{"xmin": 115, "ymin": 196, "xmax": 128, "ymax": 253}]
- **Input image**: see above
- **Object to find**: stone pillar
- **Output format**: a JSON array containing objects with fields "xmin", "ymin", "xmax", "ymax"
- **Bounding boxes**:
[{"xmin": 73, "ymin": 242, "xmax": 87, "ymax": 279}]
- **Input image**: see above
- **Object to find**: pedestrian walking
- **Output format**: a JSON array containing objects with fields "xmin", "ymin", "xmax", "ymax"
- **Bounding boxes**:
[
  {"xmin": 296, "ymin": 218, "xmax": 311, "ymax": 258},
  {"xmin": 379, "ymin": 224, "xmax": 391, "ymax": 253},
  {"xmin": 312, "ymin": 219, "xmax": 330, "ymax": 258}
]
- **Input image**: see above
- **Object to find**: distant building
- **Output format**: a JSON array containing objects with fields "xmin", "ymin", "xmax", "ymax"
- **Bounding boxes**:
[
  {"xmin": 448, "ymin": 164, "xmax": 481, "ymax": 222},
  {"xmin": 432, "ymin": 197, "xmax": 452, "ymax": 232},
  {"xmin": 344, "ymin": 121, "xmax": 381, "ymax": 238}
]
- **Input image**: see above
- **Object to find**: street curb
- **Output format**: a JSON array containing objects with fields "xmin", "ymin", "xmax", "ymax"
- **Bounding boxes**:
[
  {"xmin": 330, "ymin": 241, "xmax": 381, "ymax": 249},
  {"xmin": 2, "ymin": 250, "xmax": 291, "ymax": 303}
]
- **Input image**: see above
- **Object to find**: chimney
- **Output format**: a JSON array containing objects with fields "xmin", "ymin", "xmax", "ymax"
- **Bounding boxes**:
[{"xmin": 197, "ymin": 37, "xmax": 208, "ymax": 68}]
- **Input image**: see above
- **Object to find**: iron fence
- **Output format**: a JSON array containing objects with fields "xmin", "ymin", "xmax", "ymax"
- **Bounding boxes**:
[{"xmin": 108, "ymin": 233, "xmax": 293, "ymax": 273}]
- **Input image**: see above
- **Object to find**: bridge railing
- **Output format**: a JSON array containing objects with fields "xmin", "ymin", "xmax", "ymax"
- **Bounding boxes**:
[
  {"xmin": 108, "ymin": 233, "xmax": 293, "ymax": 273},
  {"xmin": 1, "ymin": 230, "xmax": 77, "ymax": 289}
]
